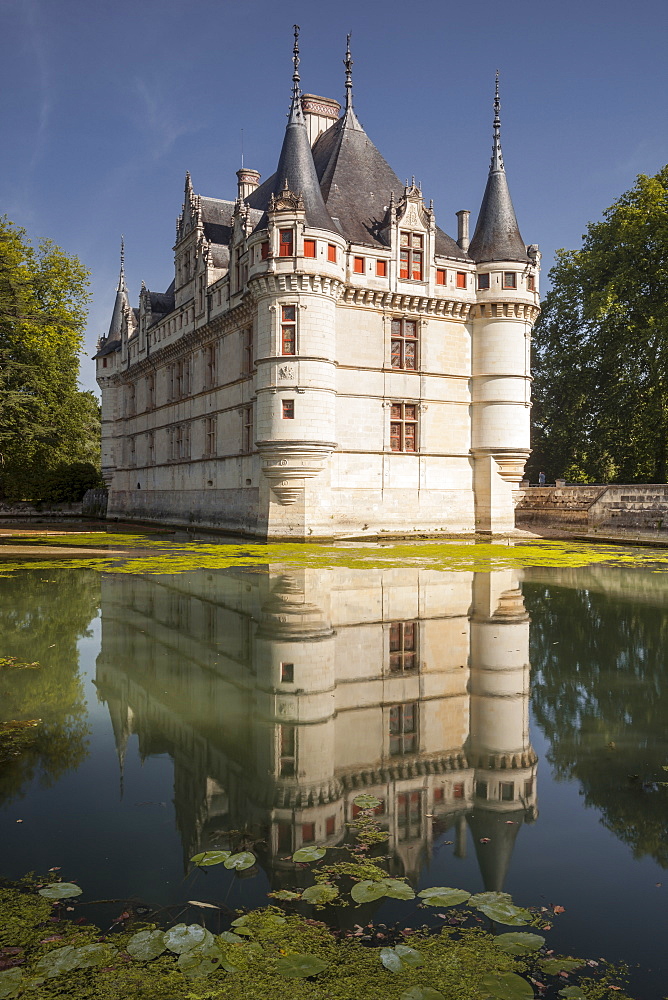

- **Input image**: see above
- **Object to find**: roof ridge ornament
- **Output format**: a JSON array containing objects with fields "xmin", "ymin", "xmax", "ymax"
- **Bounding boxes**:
[
  {"xmin": 287, "ymin": 24, "xmax": 304, "ymax": 124},
  {"xmin": 491, "ymin": 70, "xmax": 504, "ymax": 173},
  {"xmin": 344, "ymin": 32, "xmax": 353, "ymax": 112}
]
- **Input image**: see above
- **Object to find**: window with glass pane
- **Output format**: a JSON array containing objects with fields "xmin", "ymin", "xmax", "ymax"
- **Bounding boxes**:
[
  {"xmin": 390, "ymin": 318, "xmax": 418, "ymax": 370},
  {"xmin": 281, "ymin": 305, "xmax": 296, "ymax": 354},
  {"xmin": 397, "ymin": 791, "xmax": 422, "ymax": 842},
  {"xmin": 243, "ymin": 406, "xmax": 253, "ymax": 452},
  {"xmin": 279, "ymin": 229, "xmax": 293, "ymax": 256},
  {"xmin": 527, "ymin": 274, "xmax": 535, "ymax": 291},
  {"xmin": 399, "ymin": 231, "xmax": 424, "ymax": 280},
  {"xmin": 389, "ymin": 621, "xmax": 418, "ymax": 672},
  {"xmin": 390, "ymin": 402, "xmax": 418, "ymax": 452},
  {"xmin": 279, "ymin": 725, "xmax": 296, "ymax": 776},
  {"xmin": 261, "ymin": 241, "xmax": 269, "ymax": 260},
  {"xmin": 478, "ymin": 273, "xmax": 490, "ymax": 289},
  {"xmin": 206, "ymin": 416, "xmax": 216, "ymax": 457},
  {"xmin": 503, "ymin": 271, "xmax": 517, "ymax": 288},
  {"xmin": 389, "ymin": 702, "xmax": 418, "ymax": 755}
]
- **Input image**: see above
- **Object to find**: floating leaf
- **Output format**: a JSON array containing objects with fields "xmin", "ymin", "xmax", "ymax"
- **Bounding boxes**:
[
  {"xmin": 558, "ymin": 989, "xmax": 586, "ymax": 1000},
  {"xmin": 539, "ymin": 958, "xmax": 585, "ymax": 975},
  {"xmin": 269, "ymin": 890, "xmax": 302, "ymax": 900},
  {"xmin": 0, "ymin": 969, "xmax": 23, "ymax": 999},
  {"xmin": 275, "ymin": 954, "xmax": 329, "ymax": 978},
  {"xmin": 301, "ymin": 884, "xmax": 339, "ymax": 905},
  {"xmin": 224, "ymin": 852, "xmax": 256, "ymax": 870},
  {"xmin": 177, "ymin": 941, "xmax": 224, "ymax": 979},
  {"xmin": 480, "ymin": 971, "xmax": 534, "ymax": 999},
  {"xmin": 292, "ymin": 846, "xmax": 326, "ymax": 863},
  {"xmin": 127, "ymin": 929, "xmax": 167, "ymax": 962},
  {"xmin": 382, "ymin": 879, "xmax": 416, "ymax": 900},
  {"xmin": 494, "ymin": 932, "xmax": 545, "ymax": 955},
  {"xmin": 163, "ymin": 923, "xmax": 213, "ymax": 954},
  {"xmin": 351, "ymin": 880, "xmax": 390, "ymax": 904},
  {"xmin": 190, "ymin": 851, "xmax": 231, "ymax": 867},
  {"xmin": 418, "ymin": 887, "xmax": 470, "ymax": 907},
  {"xmin": 400, "ymin": 988, "xmax": 445, "ymax": 1000},
  {"xmin": 353, "ymin": 794, "xmax": 382, "ymax": 810},
  {"xmin": 34, "ymin": 946, "xmax": 81, "ymax": 978},
  {"xmin": 73, "ymin": 944, "xmax": 115, "ymax": 969},
  {"xmin": 380, "ymin": 945, "xmax": 423, "ymax": 972},
  {"xmin": 469, "ymin": 891, "xmax": 512, "ymax": 908},
  {"xmin": 474, "ymin": 900, "xmax": 532, "ymax": 926},
  {"xmin": 219, "ymin": 931, "xmax": 246, "ymax": 944},
  {"xmin": 38, "ymin": 882, "xmax": 82, "ymax": 900}
]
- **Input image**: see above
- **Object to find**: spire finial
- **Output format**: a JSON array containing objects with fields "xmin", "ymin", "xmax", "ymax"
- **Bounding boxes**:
[
  {"xmin": 491, "ymin": 70, "xmax": 504, "ymax": 172},
  {"xmin": 292, "ymin": 24, "xmax": 300, "ymax": 98},
  {"xmin": 344, "ymin": 32, "xmax": 353, "ymax": 112},
  {"xmin": 117, "ymin": 235, "xmax": 126, "ymax": 292}
]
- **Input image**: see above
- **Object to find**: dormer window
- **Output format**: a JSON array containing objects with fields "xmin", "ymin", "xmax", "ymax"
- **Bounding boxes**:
[
  {"xmin": 279, "ymin": 229, "xmax": 293, "ymax": 257},
  {"xmin": 399, "ymin": 232, "xmax": 423, "ymax": 280}
]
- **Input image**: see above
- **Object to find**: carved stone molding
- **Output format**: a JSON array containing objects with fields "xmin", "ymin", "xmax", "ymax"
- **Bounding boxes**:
[{"xmin": 257, "ymin": 440, "xmax": 337, "ymax": 505}]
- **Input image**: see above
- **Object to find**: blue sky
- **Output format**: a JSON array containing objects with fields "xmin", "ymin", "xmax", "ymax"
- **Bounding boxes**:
[{"xmin": 2, "ymin": 0, "xmax": 667, "ymax": 395}]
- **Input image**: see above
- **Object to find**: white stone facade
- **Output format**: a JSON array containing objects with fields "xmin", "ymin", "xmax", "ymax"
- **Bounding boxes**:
[{"xmin": 95, "ymin": 55, "xmax": 539, "ymax": 538}]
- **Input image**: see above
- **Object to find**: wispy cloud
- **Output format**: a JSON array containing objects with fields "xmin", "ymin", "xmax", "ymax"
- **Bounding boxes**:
[
  {"xmin": 132, "ymin": 74, "xmax": 201, "ymax": 160},
  {"xmin": 23, "ymin": 0, "xmax": 52, "ymax": 175}
]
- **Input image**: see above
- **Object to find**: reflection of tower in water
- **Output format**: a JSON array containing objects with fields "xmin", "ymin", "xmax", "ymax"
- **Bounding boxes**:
[{"xmin": 95, "ymin": 565, "xmax": 536, "ymax": 891}]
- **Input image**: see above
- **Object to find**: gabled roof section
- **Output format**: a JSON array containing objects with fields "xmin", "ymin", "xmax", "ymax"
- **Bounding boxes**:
[{"xmin": 468, "ymin": 75, "xmax": 529, "ymax": 264}]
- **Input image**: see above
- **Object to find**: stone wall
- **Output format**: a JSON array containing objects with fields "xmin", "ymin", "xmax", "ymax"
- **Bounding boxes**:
[
  {"xmin": 515, "ymin": 486, "xmax": 607, "ymax": 527},
  {"xmin": 516, "ymin": 484, "xmax": 668, "ymax": 533},
  {"xmin": 0, "ymin": 500, "xmax": 84, "ymax": 519}
]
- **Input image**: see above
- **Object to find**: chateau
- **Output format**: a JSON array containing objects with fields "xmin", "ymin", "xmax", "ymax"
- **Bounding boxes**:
[{"xmin": 95, "ymin": 31, "xmax": 540, "ymax": 539}]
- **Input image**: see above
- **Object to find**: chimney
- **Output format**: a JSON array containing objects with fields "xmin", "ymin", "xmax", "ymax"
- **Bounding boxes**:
[
  {"xmin": 300, "ymin": 94, "xmax": 341, "ymax": 146},
  {"xmin": 237, "ymin": 168, "xmax": 261, "ymax": 200},
  {"xmin": 456, "ymin": 209, "xmax": 470, "ymax": 253}
]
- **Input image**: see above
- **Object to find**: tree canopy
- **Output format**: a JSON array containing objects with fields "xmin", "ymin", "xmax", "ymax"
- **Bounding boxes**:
[
  {"xmin": 529, "ymin": 165, "xmax": 668, "ymax": 483},
  {"xmin": 0, "ymin": 218, "xmax": 100, "ymax": 501}
]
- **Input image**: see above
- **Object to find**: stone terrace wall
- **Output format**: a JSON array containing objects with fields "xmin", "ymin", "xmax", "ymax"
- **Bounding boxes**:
[
  {"xmin": 515, "ymin": 486, "xmax": 607, "ymax": 527},
  {"xmin": 516, "ymin": 484, "xmax": 668, "ymax": 532}
]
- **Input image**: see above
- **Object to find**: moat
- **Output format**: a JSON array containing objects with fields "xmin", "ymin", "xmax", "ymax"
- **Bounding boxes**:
[{"xmin": 1, "ymin": 533, "xmax": 667, "ymax": 997}]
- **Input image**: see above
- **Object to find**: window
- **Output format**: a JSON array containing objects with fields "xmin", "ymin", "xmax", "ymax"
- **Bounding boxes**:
[
  {"xmin": 327, "ymin": 243, "xmax": 337, "ymax": 263},
  {"xmin": 476, "ymin": 780, "xmax": 488, "ymax": 799},
  {"xmin": 301, "ymin": 823, "xmax": 315, "ymax": 843},
  {"xmin": 282, "ymin": 399, "xmax": 295, "ymax": 420},
  {"xmin": 175, "ymin": 423, "xmax": 190, "ymax": 460},
  {"xmin": 453, "ymin": 782, "xmax": 464, "ymax": 799},
  {"xmin": 503, "ymin": 271, "xmax": 517, "ymax": 289},
  {"xmin": 146, "ymin": 374, "xmax": 155, "ymax": 410},
  {"xmin": 127, "ymin": 384, "xmax": 136, "ymax": 416},
  {"xmin": 376, "ymin": 259, "xmax": 387, "ymax": 277},
  {"xmin": 102, "ymin": 357, "xmax": 107, "ymax": 368},
  {"xmin": 478, "ymin": 273, "xmax": 490, "ymax": 290},
  {"xmin": 397, "ymin": 791, "xmax": 421, "ymax": 841},
  {"xmin": 205, "ymin": 416, "xmax": 217, "ymax": 457},
  {"xmin": 527, "ymin": 274, "xmax": 535, "ymax": 291},
  {"xmin": 175, "ymin": 359, "xmax": 189, "ymax": 398},
  {"xmin": 456, "ymin": 271, "xmax": 467, "ymax": 289},
  {"xmin": 281, "ymin": 662, "xmax": 294, "ymax": 683},
  {"xmin": 326, "ymin": 815, "xmax": 335, "ymax": 836},
  {"xmin": 277, "ymin": 822, "xmax": 292, "ymax": 852},
  {"xmin": 279, "ymin": 725, "xmax": 296, "ymax": 777},
  {"xmin": 524, "ymin": 779, "xmax": 534, "ymax": 797},
  {"xmin": 128, "ymin": 436, "xmax": 136, "ymax": 467},
  {"xmin": 399, "ymin": 231, "xmax": 423, "ymax": 280},
  {"xmin": 353, "ymin": 256, "xmax": 365, "ymax": 274},
  {"xmin": 279, "ymin": 229, "xmax": 293, "ymax": 256},
  {"xmin": 243, "ymin": 327, "xmax": 254, "ymax": 373},
  {"xmin": 389, "ymin": 702, "xmax": 417, "ymax": 756},
  {"xmin": 281, "ymin": 305, "xmax": 296, "ymax": 355},
  {"xmin": 436, "ymin": 268, "xmax": 446, "ymax": 285},
  {"xmin": 260, "ymin": 241, "xmax": 269, "ymax": 261},
  {"xmin": 243, "ymin": 405, "xmax": 253, "ymax": 453},
  {"xmin": 304, "ymin": 239, "xmax": 316, "ymax": 258},
  {"xmin": 433, "ymin": 787, "xmax": 444, "ymax": 802},
  {"xmin": 390, "ymin": 318, "xmax": 418, "ymax": 370},
  {"xmin": 352, "ymin": 799, "xmax": 385, "ymax": 818},
  {"xmin": 500, "ymin": 782, "xmax": 515, "ymax": 802},
  {"xmin": 205, "ymin": 343, "xmax": 217, "ymax": 389},
  {"xmin": 147, "ymin": 431, "xmax": 155, "ymax": 465},
  {"xmin": 390, "ymin": 402, "xmax": 417, "ymax": 452},
  {"xmin": 389, "ymin": 621, "xmax": 418, "ymax": 672}
]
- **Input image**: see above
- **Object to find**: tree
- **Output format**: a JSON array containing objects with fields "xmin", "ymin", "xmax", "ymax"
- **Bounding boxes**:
[
  {"xmin": 0, "ymin": 218, "xmax": 96, "ymax": 501},
  {"xmin": 529, "ymin": 166, "xmax": 668, "ymax": 483}
]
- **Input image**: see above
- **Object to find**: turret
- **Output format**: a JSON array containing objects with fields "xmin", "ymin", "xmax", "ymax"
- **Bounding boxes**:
[{"xmin": 470, "ymin": 75, "xmax": 540, "ymax": 532}]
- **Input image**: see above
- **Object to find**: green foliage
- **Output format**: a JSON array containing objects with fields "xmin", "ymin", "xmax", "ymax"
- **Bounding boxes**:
[
  {"xmin": 0, "ymin": 218, "xmax": 96, "ymax": 501},
  {"xmin": 418, "ymin": 887, "xmax": 471, "ymax": 907},
  {"xmin": 529, "ymin": 165, "xmax": 668, "ymax": 484},
  {"xmin": 40, "ymin": 461, "xmax": 103, "ymax": 503}
]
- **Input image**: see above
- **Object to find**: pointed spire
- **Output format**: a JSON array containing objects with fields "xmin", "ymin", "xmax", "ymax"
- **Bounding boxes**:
[
  {"xmin": 344, "ymin": 32, "xmax": 353, "ymax": 113},
  {"xmin": 118, "ymin": 235, "xmax": 126, "ymax": 291},
  {"xmin": 468, "ymin": 73, "xmax": 529, "ymax": 263},
  {"xmin": 106, "ymin": 236, "xmax": 130, "ymax": 342},
  {"xmin": 288, "ymin": 24, "xmax": 303, "ymax": 125}
]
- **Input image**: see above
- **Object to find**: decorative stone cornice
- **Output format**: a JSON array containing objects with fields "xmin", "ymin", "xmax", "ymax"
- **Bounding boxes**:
[
  {"xmin": 339, "ymin": 750, "xmax": 470, "ymax": 788},
  {"xmin": 473, "ymin": 301, "xmax": 540, "ymax": 321},
  {"xmin": 469, "ymin": 749, "xmax": 537, "ymax": 771},
  {"xmin": 250, "ymin": 272, "xmax": 344, "ymax": 300},
  {"xmin": 257, "ymin": 440, "xmax": 337, "ymax": 505},
  {"xmin": 343, "ymin": 287, "xmax": 473, "ymax": 318}
]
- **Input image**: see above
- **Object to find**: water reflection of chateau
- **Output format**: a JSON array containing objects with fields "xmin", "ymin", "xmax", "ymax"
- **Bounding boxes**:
[{"xmin": 96, "ymin": 567, "xmax": 537, "ymax": 890}]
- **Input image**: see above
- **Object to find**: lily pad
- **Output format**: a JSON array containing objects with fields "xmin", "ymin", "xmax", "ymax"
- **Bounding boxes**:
[
  {"xmin": 34, "ymin": 945, "xmax": 81, "ymax": 978},
  {"xmin": 163, "ymin": 923, "xmax": 213, "ymax": 954},
  {"xmin": 380, "ymin": 945, "xmax": 423, "ymax": 972},
  {"xmin": 127, "ymin": 929, "xmax": 167, "ymax": 962},
  {"xmin": 73, "ymin": 944, "xmax": 115, "ymax": 968},
  {"xmin": 352, "ymin": 794, "xmax": 382, "ymax": 810},
  {"xmin": 275, "ymin": 953, "xmax": 329, "ymax": 978},
  {"xmin": 177, "ymin": 941, "xmax": 224, "ymax": 979},
  {"xmin": 190, "ymin": 850, "xmax": 231, "ymax": 867},
  {"xmin": 418, "ymin": 887, "xmax": 471, "ymax": 907},
  {"xmin": 351, "ymin": 879, "xmax": 390, "ymax": 903},
  {"xmin": 539, "ymin": 958, "xmax": 585, "ymax": 975},
  {"xmin": 400, "ymin": 989, "xmax": 446, "ymax": 1000},
  {"xmin": 38, "ymin": 882, "xmax": 82, "ymax": 899},
  {"xmin": 0, "ymin": 969, "xmax": 23, "ymax": 999},
  {"xmin": 480, "ymin": 971, "xmax": 534, "ymax": 999},
  {"xmin": 301, "ymin": 884, "xmax": 339, "ymax": 905},
  {"xmin": 469, "ymin": 891, "xmax": 512, "ymax": 908},
  {"xmin": 474, "ymin": 899, "xmax": 532, "ymax": 926},
  {"xmin": 269, "ymin": 890, "xmax": 302, "ymax": 900},
  {"xmin": 224, "ymin": 851, "xmax": 256, "ymax": 870},
  {"xmin": 381, "ymin": 878, "xmax": 416, "ymax": 900},
  {"xmin": 494, "ymin": 932, "xmax": 545, "ymax": 955},
  {"xmin": 219, "ymin": 931, "xmax": 246, "ymax": 944},
  {"xmin": 558, "ymin": 989, "xmax": 586, "ymax": 1000},
  {"xmin": 292, "ymin": 846, "xmax": 326, "ymax": 863}
]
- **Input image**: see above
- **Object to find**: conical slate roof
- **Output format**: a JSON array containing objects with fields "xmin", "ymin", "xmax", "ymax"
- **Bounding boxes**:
[
  {"xmin": 469, "ymin": 77, "xmax": 529, "ymax": 264},
  {"xmin": 106, "ymin": 240, "xmax": 129, "ymax": 343}
]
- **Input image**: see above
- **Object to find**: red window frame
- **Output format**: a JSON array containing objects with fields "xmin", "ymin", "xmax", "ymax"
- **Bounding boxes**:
[
  {"xmin": 281, "ymin": 305, "xmax": 296, "ymax": 355},
  {"xmin": 279, "ymin": 229, "xmax": 294, "ymax": 256},
  {"xmin": 390, "ymin": 318, "xmax": 418, "ymax": 371},
  {"xmin": 282, "ymin": 399, "xmax": 295, "ymax": 420},
  {"xmin": 304, "ymin": 239, "xmax": 316, "ymax": 258},
  {"xmin": 390, "ymin": 402, "xmax": 418, "ymax": 452},
  {"xmin": 376, "ymin": 259, "xmax": 388, "ymax": 277},
  {"xmin": 326, "ymin": 815, "xmax": 336, "ymax": 836},
  {"xmin": 260, "ymin": 241, "xmax": 269, "ymax": 261},
  {"xmin": 389, "ymin": 621, "xmax": 418, "ymax": 672},
  {"xmin": 353, "ymin": 256, "xmax": 365, "ymax": 274},
  {"xmin": 436, "ymin": 268, "xmax": 446, "ymax": 286},
  {"xmin": 390, "ymin": 703, "xmax": 418, "ymax": 756},
  {"xmin": 399, "ymin": 231, "xmax": 424, "ymax": 280},
  {"xmin": 453, "ymin": 782, "xmax": 464, "ymax": 799},
  {"xmin": 433, "ymin": 787, "xmax": 444, "ymax": 802},
  {"xmin": 280, "ymin": 662, "xmax": 294, "ymax": 683},
  {"xmin": 327, "ymin": 243, "xmax": 337, "ymax": 263},
  {"xmin": 503, "ymin": 271, "xmax": 517, "ymax": 289},
  {"xmin": 456, "ymin": 271, "xmax": 467, "ymax": 289},
  {"xmin": 302, "ymin": 823, "xmax": 315, "ymax": 843}
]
